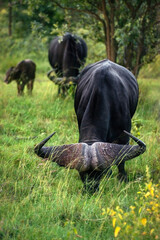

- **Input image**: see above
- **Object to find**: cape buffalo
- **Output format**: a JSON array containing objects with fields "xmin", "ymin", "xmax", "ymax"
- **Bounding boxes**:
[
  {"xmin": 48, "ymin": 32, "xmax": 87, "ymax": 94},
  {"xmin": 34, "ymin": 59, "xmax": 146, "ymax": 192},
  {"xmin": 4, "ymin": 59, "xmax": 36, "ymax": 96}
]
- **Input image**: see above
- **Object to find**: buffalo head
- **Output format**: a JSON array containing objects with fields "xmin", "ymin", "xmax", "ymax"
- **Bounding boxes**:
[
  {"xmin": 4, "ymin": 67, "xmax": 20, "ymax": 84},
  {"xmin": 4, "ymin": 67, "xmax": 15, "ymax": 84},
  {"xmin": 34, "ymin": 131, "xmax": 146, "ymax": 173}
]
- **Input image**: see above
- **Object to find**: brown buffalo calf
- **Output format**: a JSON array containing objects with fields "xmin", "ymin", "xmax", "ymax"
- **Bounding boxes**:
[{"xmin": 4, "ymin": 59, "xmax": 36, "ymax": 95}]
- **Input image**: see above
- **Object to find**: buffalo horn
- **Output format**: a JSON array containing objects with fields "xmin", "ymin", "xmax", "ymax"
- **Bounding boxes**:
[
  {"xmin": 34, "ymin": 131, "xmax": 146, "ymax": 172},
  {"xmin": 47, "ymin": 70, "xmax": 54, "ymax": 78},
  {"xmin": 94, "ymin": 130, "xmax": 146, "ymax": 170},
  {"xmin": 34, "ymin": 132, "xmax": 89, "ymax": 172}
]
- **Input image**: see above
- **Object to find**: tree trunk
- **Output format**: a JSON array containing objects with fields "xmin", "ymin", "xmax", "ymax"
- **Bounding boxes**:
[
  {"xmin": 101, "ymin": 0, "xmax": 116, "ymax": 62},
  {"xmin": 101, "ymin": 0, "xmax": 111, "ymax": 60},
  {"xmin": 133, "ymin": 19, "xmax": 145, "ymax": 77},
  {"xmin": 8, "ymin": 1, "xmax": 12, "ymax": 36},
  {"xmin": 109, "ymin": 0, "xmax": 116, "ymax": 62},
  {"xmin": 133, "ymin": 41, "xmax": 143, "ymax": 77}
]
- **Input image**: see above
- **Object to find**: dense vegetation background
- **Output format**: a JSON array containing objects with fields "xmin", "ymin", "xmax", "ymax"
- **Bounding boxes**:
[{"xmin": 0, "ymin": 1, "xmax": 160, "ymax": 239}]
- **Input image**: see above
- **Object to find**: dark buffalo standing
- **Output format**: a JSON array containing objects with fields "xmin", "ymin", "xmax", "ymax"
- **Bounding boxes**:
[
  {"xmin": 4, "ymin": 59, "xmax": 36, "ymax": 95},
  {"xmin": 48, "ymin": 32, "xmax": 87, "ymax": 94},
  {"xmin": 35, "ymin": 59, "xmax": 146, "ymax": 192}
]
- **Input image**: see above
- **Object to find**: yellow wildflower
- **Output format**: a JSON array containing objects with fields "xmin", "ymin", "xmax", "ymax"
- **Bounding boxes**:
[
  {"xmin": 141, "ymin": 218, "xmax": 147, "ymax": 226},
  {"xmin": 114, "ymin": 226, "xmax": 121, "ymax": 238},
  {"xmin": 110, "ymin": 210, "xmax": 116, "ymax": 216},
  {"xmin": 73, "ymin": 228, "xmax": 78, "ymax": 234},
  {"xmin": 118, "ymin": 213, "xmax": 123, "ymax": 220},
  {"xmin": 145, "ymin": 192, "xmax": 150, "ymax": 198},
  {"xmin": 102, "ymin": 208, "xmax": 106, "ymax": 215},
  {"xmin": 150, "ymin": 189, "xmax": 154, "ymax": 197},
  {"xmin": 130, "ymin": 206, "xmax": 135, "ymax": 210},
  {"xmin": 106, "ymin": 208, "xmax": 110, "ymax": 214},
  {"xmin": 147, "ymin": 182, "xmax": 152, "ymax": 190},
  {"xmin": 119, "ymin": 208, "xmax": 124, "ymax": 214},
  {"xmin": 130, "ymin": 206, "xmax": 135, "ymax": 214},
  {"xmin": 125, "ymin": 225, "xmax": 132, "ymax": 231},
  {"xmin": 1, "ymin": 9, "xmax": 7, "ymax": 14},
  {"xmin": 150, "ymin": 229, "xmax": 154, "ymax": 235},
  {"xmin": 152, "ymin": 205, "xmax": 158, "ymax": 212},
  {"xmin": 112, "ymin": 218, "xmax": 116, "ymax": 228}
]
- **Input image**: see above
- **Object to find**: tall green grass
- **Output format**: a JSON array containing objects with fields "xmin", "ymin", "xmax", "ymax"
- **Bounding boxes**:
[{"xmin": 0, "ymin": 74, "xmax": 160, "ymax": 239}]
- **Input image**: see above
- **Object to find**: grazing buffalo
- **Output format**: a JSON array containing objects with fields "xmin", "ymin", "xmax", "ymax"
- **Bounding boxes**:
[
  {"xmin": 48, "ymin": 32, "xmax": 87, "ymax": 94},
  {"xmin": 4, "ymin": 59, "xmax": 36, "ymax": 95},
  {"xmin": 35, "ymin": 59, "xmax": 146, "ymax": 192}
]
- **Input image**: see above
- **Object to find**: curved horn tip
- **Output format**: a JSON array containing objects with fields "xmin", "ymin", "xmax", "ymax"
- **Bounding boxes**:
[
  {"xmin": 34, "ymin": 131, "xmax": 56, "ymax": 155},
  {"xmin": 47, "ymin": 69, "xmax": 54, "ymax": 76},
  {"xmin": 123, "ymin": 130, "xmax": 131, "ymax": 136},
  {"xmin": 49, "ymin": 131, "xmax": 56, "ymax": 137},
  {"xmin": 123, "ymin": 130, "xmax": 146, "ymax": 149},
  {"xmin": 123, "ymin": 130, "xmax": 141, "ymax": 141}
]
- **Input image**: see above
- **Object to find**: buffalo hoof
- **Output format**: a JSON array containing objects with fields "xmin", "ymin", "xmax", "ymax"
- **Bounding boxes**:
[
  {"xmin": 117, "ymin": 173, "xmax": 129, "ymax": 183},
  {"xmin": 82, "ymin": 181, "xmax": 100, "ymax": 194}
]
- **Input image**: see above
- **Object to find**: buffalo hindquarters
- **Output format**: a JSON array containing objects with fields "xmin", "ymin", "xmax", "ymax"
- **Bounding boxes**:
[
  {"xmin": 75, "ymin": 59, "xmax": 139, "ymax": 183},
  {"xmin": 48, "ymin": 33, "xmax": 87, "ymax": 95}
]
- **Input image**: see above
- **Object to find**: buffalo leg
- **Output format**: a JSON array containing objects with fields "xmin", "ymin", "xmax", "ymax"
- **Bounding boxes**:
[
  {"xmin": 62, "ymin": 86, "xmax": 66, "ymax": 96},
  {"xmin": 58, "ymin": 85, "xmax": 67, "ymax": 96},
  {"xmin": 116, "ymin": 133, "xmax": 130, "ymax": 182},
  {"xmin": 27, "ymin": 80, "xmax": 34, "ymax": 95},
  {"xmin": 117, "ymin": 162, "xmax": 128, "ymax": 182},
  {"xmin": 58, "ymin": 85, "xmax": 61, "ymax": 95},
  {"xmin": 79, "ymin": 170, "xmax": 104, "ymax": 193},
  {"xmin": 17, "ymin": 83, "xmax": 25, "ymax": 96}
]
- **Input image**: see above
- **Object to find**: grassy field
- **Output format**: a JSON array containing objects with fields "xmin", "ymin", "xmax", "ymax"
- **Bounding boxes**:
[{"xmin": 0, "ymin": 67, "xmax": 160, "ymax": 239}]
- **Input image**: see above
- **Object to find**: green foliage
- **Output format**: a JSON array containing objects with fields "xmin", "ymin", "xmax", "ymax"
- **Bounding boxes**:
[
  {"xmin": 27, "ymin": 0, "xmax": 65, "ymax": 38},
  {"xmin": 58, "ymin": 0, "xmax": 158, "ymax": 75},
  {"xmin": 0, "ymin": 0, "xmax": 65, "ymax": 40},
  {"xmin": 1, "ymin": 0, "xmax": 158, "ymax": 75},
  {"xmin": 139, "ymin": 55, "xmax": 160, "ymax": 79},
  {"xmin": 0, "ymin": 8, "xmax": 8, "ymax": 37},
  {"xmin": 12, "ymin": 2, "xmax": 32, "ymax": 38}
]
